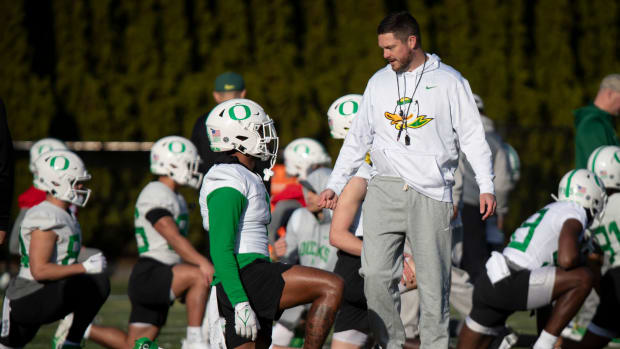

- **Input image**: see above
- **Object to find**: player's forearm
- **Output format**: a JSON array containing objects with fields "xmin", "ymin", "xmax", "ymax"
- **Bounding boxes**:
[
  {"xmin": 31, "ymin": 262, "xmax": 86, "ymax": 281},
  {"xmin": 329, "ymin": 229, "xmax": 362, "ymax": 256},
  {"xmin": 169, "ymin": 234, "xmax": 210, "ymax": 267}
]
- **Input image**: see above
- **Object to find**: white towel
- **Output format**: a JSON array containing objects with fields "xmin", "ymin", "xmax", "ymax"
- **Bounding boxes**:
[{"xmin": 485, "ymin": 251, "xmax": 511, "ymax": 285}]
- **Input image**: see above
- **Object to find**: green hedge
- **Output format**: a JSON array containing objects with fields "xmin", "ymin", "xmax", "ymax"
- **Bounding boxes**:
[{"xmin": 2, "ymin": 0, "xmax": 619, "ymax": 256}]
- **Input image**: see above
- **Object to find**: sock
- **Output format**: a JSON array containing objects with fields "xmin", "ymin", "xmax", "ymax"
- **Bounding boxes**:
[
  {"xmin": 83, "ymin": 324, "xmax": 92, "ymax": 339},
  {"xmin": 533, "ymin": 330, "xmax": 558, "ymax": 349},
  {"xmin": 187, "ymin": 326, "xmax": 203, "ymax": 343}
]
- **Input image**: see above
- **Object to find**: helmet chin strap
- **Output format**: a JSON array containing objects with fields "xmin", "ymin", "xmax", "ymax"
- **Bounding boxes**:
[{"xmin": 262, "ymin": 168, "xmax": 274, "ymax": 181}]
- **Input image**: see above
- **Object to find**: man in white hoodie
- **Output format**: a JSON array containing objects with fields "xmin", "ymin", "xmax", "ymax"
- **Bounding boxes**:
[{"xmin": 319, "ymin": 11, "xmax": 496, "ymax": 349}]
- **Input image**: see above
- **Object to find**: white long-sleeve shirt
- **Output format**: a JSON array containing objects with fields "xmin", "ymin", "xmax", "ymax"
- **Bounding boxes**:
[{"xmin": 326, "ymin": 53, "xmax": 494, "ymax": 202}]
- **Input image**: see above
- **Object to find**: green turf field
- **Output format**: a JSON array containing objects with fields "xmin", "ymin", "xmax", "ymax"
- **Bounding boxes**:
[{"xmin": 12, "ymin": 280, "xmax": 616, "ymax": 349}]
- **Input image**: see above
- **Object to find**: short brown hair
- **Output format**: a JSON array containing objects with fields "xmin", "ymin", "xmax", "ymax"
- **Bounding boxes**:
[{"xmin": 377, "ymin": 11, "xmax": 421, "ymax": 45}]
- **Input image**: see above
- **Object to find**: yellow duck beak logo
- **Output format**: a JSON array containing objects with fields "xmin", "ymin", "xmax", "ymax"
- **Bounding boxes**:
[{"xmin": 384, "ymin": 111, "xmax": 433, "ymax": 130}]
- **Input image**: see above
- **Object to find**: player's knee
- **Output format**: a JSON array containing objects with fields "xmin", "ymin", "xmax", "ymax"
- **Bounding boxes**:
[
  {"xmin": 188, "ymin": 268, "xmax": 208, "ymax": 289},
  {"xmin": 564, "ymin": 267, "xmax": 593, "ymax": 294},
  {"xmin": 324, "ymin": 273, "xmax": 344, "ymax": 303},
  {"xmin": 575, "ymin": 267, "xmax": 594, "ymax": 291}
]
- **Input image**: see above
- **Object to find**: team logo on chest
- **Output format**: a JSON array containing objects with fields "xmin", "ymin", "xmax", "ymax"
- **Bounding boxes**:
[{"xmin": 384, "ymin": 97, "xmax": 433, "ymax": 130}]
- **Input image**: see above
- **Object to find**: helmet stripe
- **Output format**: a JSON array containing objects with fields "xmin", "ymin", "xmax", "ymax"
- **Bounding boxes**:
[
  {"xmin": 565, "ymin": 169, "xmax": 577, "ymax": 198},
  {"xmin": 590, "ymin": 146, "xmax": 605, "ymax": 186},
  {"xmin": 614, "ymin": 152, "xmax": 620, "ymax": 164}
]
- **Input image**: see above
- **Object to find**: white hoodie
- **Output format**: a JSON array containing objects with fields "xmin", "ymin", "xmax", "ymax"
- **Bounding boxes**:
[{"xmin": 326, "ymin": 53, "xmax": 494, "ymax": 202}]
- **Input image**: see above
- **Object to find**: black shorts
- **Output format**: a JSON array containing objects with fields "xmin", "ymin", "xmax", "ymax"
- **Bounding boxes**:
[
  {"xmin": 0, "ymin": 274, "xmax": 109, "ymax": 347},
  {"xmin": 216, "ymin": 259, "xmax": 292, "ymax": 348},
  {"xmin": 128, "ymin": 257, "xmax": 174, "ymax": 327},
  {"xmin": 469, "ymin": 268, "xmax": 529, "ymax": 331},
  {"xmin": 333, "ymin": 250, "xmax": 369, "ymax": 333},
  {"xmin": 590, "ymin": 267, "xmax": 620, "ymax": 337}
]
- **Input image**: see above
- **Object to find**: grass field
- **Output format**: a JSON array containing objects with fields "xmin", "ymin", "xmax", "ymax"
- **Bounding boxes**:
[{"xmin": 11, "ymin": 278, "xmax": 615, "ymax": 349}]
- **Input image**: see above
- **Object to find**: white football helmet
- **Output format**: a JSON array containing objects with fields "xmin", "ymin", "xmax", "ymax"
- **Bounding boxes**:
[
  {"xmin": 504, "ymin": 143, "xmax": 521, "ymax": 183},
  {"xmin": 327, "ymin": 94, "xmax": 362, "ymax": 139},
  {"xmin": 205, "ymin": 98, "xmax": 279, "ymax": 174},
  {"xmin": 283, "ymin": 138, "xmax": 331, "ymax": 180},
  {"xmin": 33, "ymin": 150, "xmax": 92, "ymax": 207},
  {"xmin": 150, "ymin": 136, "xmax": 203, "ymax": 189},
  {"xmin": 29, "ymin": 138, "xmax": 68, "ymax": 173},
  {"xmin": 557, "ymin": 169, "xmax": 606, "ymax": 220},
  {"xmin": 587, "ymin": 145, "xmax": 620, "ymax": 190}
]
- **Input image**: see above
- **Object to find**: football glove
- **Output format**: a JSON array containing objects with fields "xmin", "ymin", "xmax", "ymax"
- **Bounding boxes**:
[
  {"xmin": 82, "ymin": 252, "xmax": 107, "ymax": 274},
  {"xmin": 234, "ymin": 301, "xmax": 258, "ymax": 341}
]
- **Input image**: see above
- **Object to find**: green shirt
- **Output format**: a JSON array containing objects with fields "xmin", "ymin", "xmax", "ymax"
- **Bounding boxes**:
[{"xmin": 574, "ymin": 104, "xmax": 619, "ymax": 169}]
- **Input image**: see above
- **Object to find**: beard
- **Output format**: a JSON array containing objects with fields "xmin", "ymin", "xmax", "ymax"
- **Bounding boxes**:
[{"xmin": 392, "ymin": 50, "xmax": 416, "ymax": 73}]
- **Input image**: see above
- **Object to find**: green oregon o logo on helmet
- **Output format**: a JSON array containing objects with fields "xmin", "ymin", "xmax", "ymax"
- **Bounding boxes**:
[
  {"xmin": 339, "ymin": 100, "xmax": 359, "ymax": 116},
  {"xmin": 50, "ymin": 156, "xmax": 70, "ymax": 171},
  {"xmin": 229, "ymin": 104, "xmax": 252, "ymax": 121},
  {"xmin": 294, "ymin": 144, "xmax": 310, "ymax": 154},
  {"xmin": 168, "ymin": 141, "xmax": 186, "ymax": 153},
  {"xmin": 39, "ymin": 145, "xmax": 53, "ymax": 154}
]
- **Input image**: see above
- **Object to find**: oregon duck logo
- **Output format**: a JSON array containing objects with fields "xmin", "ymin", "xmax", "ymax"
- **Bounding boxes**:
[{"xmin": 384, "ymin": 111, "xmax": 433, "ymax": 130}]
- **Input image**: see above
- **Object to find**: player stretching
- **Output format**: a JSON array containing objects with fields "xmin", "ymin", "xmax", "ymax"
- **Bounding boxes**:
[
  {"xmin": 0, "ymin": 150, "xmax": 109, "ymax": 348},
  {"xmin": 457, "ymin": 169, "xmax": 606, "ymax": 349},
  {"xmin": 200, "ymin": 98, "xmax": 343, "ymax": 349},
  {"xmin": 87, "ymin": 136, "xmax": 213, "ymax": 349},
  {"xmin": 563, "ymin": 146, "xmax": 620, "ymax": 349}
]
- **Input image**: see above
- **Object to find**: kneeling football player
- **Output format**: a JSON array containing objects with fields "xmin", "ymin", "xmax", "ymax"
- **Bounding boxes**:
[
  {"xmin": 200, "ymin": 98, "xmax": 344, "ymax": 349},
  {"xmin": 457, "ymin": 169, "xmax": 605, "ymax": 349},
  {"xmin": 88, "ymin": 136, "xmax": 214, "ymax": 349}
]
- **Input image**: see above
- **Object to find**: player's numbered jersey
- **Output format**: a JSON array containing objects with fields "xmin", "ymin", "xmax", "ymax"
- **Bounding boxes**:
[
  {"xmin": 503, "ymin": 201, "xmax": 587, "ymax": 270},
  {"xmin": 199, "ymin": 163, "xmax": 270, "ymax": 256},
  {"xmin": 18, "ymin": 201, "xmax": 82, "ymax": 280},
  {"xmin": 134, "ymin": 181, "xmax": 189, "ymax": 265},
  {"xmin": 590, "ymin": 193, "xmax": 620, "ymax": 268}
]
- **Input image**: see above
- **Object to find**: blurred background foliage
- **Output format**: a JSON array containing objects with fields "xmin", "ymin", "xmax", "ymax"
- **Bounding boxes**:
[{"xmin": 1, "ymin": 0, "xmax": 619, "ymax": 258}]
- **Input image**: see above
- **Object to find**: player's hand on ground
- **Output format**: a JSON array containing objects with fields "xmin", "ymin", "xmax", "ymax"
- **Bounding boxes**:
[
  {"xmin": 200, "ymin": 261, "xmax": 215, "ymax": 285},
  {"xmin": 479, "ymin": 193, "xmax": 496, "ymax": 221},
  {"xmin": 82, "ymin": 252, "xmax": 107, "ymax": 274},
  {"xmin": 234, "ymin": 301, "xmax": 258, "ymax": 341},
  {"xmin": 318, "ymin": 189, "xmax": 338, "ymax": 209},
  {"xmin": 274, "ymin": 236, "xmax": 287, "ymax": 258},
  {"xmin": 401, "ymin": 252, "xmax": 417, "ymax": 291}
]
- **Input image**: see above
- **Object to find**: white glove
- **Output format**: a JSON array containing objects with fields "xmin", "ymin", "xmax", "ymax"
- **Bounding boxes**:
[
  {"xmin": 82, "ymin": 252, "xmax": 107, "ymax": 274},
  {"xmin": 234, "ymin": 301, "xmax": 258, "ymax": 341}
]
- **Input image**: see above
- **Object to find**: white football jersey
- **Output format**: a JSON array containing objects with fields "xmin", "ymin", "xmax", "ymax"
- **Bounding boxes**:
[
  {"xmin": 590, "ymin": 193, "xmax": 620, "ymax": 269},
  {"xmin": 349, "ymin": 163, "xmax": 372, "ymax": 237},
  {"xmin": 199, "ymin": 164, "xmax": 270, "ymax": 256},
  {"xmin": 503, "ymin": 201, "xmax": 587, "ymax": 270},
  {"xmin": 134, "ymin": 181, "xmax": 189, "ymax": 265},
  {"xmin": 18, "ymin": 201, "xmax": 82, "ymax": 280}
]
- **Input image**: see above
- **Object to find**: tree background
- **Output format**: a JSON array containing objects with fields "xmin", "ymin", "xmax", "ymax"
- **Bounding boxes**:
[{"xmin": 1, "ymin": 0, "xmax": 619, "ymax": 258}]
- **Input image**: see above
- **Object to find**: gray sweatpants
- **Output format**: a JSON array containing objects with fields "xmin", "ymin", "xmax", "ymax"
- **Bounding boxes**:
[{"xmin": 361, "ymin": 176, "xmax": 452, "ymax": 349}]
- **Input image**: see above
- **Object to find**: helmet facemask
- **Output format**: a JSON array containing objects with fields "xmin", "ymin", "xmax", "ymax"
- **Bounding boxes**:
[{"xmin": 62, "ymin": 175, "xmax": 92, "ymax": 207}]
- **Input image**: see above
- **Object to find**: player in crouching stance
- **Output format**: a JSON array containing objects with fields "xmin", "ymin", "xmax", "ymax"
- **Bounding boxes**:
[
  {"xmin": 88, "ymin": 136, "xmax": 214, "ymax": 349},
  {"xmin": 200, "ymin": 98, "xmax": 343, "ymax": 349},
  {"xmin": 0, "ymin": 150, "xmax": 109, "ymax": 348},
  {"xmin": 457, "ymin": 169, "xmax": 605, "ymax": 349},
  {"xmin": 563, "ymin": 146, "xmax": 620, "ymax": 349}
]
